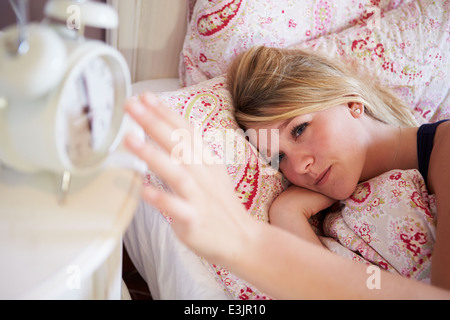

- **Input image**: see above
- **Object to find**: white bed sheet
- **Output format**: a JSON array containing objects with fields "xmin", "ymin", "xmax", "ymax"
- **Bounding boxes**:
[{"xmin": 123, "ymin": 79, "xmax": 229, "ymax": 300}]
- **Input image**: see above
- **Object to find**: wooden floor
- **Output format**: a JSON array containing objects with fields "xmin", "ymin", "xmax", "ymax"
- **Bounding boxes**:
[{"xmin": 122, "ymin": 245, "xmax": 153, "ymax": 300}]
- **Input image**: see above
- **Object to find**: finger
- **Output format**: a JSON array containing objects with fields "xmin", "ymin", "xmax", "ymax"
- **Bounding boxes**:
[
  {"xmin": 141, "ymin": 184, "xmax": 195, "ymax": 226},
  {"xmin": 143, "ymin": 94, "xmax": 209, "ymax": 166},
  {"xmin": 125, "ymin": 94, "xmax": 232, "ymax": 194},
  {"xmin": 126, "ymin": 95, "xmax": 225, "ymax": 174},
  {"xmin": 124, "ymin": 99, "xmax": 178, "ymax": 151},
  {"xmin": 125, "ymin": 96, "xmax": 204, "ymax": 165},
  {"xmin": 140, "ymin": 93, "xmax": 193, "ymax": 132},
  {"xmin": 124, "ymin": 132, "xmax": 200, "ymax": 199}
]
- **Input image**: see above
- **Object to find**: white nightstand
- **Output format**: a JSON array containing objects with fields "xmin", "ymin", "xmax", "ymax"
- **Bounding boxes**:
[{"xmin": 0, "ymin": 156, "xmax": 142, "ymax": 299}]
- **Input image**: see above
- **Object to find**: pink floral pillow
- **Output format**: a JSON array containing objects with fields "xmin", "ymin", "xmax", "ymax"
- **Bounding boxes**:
[
  {"xmin": 322, "ymin": 169, "xmax": 436, "ymax": 283},
  {"xmin": 291, "ymin": 0, "xmax": 450, "ymax": 124},
  {"xmin": 180, "ymin": 0, "xmax": 409, "ymax": 87},
  {"xmin": 143, "ymin": 76, "xmax": 287, "ymax": 300}
]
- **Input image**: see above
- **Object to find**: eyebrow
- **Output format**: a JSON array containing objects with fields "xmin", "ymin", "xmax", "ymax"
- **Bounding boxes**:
[{"xmin": 277, "ymin": 118, "xmax": 292, "ymax": 132}]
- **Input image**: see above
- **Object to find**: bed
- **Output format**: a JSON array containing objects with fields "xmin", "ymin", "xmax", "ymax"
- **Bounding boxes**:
[{"xmin": 108, "ymin": 0, "xmax": 450, "ymax": 300}]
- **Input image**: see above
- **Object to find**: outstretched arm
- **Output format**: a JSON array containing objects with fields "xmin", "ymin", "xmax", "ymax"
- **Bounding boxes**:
[{"xmin": 124, "ymin": 93, "xmax": 450, "ymax": 299}]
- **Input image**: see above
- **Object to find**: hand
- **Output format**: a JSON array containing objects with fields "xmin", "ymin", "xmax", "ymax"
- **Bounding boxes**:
[{"xmin": 123, "ymin": 93, "xmax": 254, "ymax": 264}]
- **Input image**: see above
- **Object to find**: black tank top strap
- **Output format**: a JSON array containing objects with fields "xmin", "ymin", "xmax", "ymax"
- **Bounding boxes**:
[{"xmin": 417, "ymin": 119, "xmax": 449, "ymax": 186}]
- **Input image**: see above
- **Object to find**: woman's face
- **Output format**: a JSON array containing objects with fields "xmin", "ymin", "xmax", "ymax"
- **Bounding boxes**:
[{"xmin": 250, "ymin": 104, "xmax": 367, "ymax": 200}]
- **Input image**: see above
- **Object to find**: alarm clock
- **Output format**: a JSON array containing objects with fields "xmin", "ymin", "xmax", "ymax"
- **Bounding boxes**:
[{"xmin": 0, "ymin": 0, "xmax": 131, "ymax": 176}]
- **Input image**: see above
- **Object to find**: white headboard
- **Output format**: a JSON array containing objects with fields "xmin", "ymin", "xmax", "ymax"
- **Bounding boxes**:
[{"xmin": 107, "ymin": 0, "xmax": 188, "ymax": 83}]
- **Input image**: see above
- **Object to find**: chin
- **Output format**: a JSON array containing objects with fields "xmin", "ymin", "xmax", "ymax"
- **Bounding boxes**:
[{"xmin": 328, "ymin": 182, "xmax": 359, "ymax": 201}]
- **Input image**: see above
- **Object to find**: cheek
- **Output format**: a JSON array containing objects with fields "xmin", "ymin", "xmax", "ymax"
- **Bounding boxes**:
[
  {"xmin": 279, "ymin": 162, "xmax": 309, "ymax": 188},
  {"xmin": 279, "ymin": 162, "xmax": 292, "ymax": 181},
  {"xmin": 279, "ymin": 162, "xmax": 298, "ymax": 185}
]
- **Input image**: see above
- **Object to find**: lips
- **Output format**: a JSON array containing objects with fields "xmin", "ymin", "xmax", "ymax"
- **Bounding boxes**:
[{"xmin": 314, "ymin": 166, "xmax": 331, "ymax": 186}]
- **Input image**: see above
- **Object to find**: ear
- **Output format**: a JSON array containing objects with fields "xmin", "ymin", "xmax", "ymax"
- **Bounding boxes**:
[{"xmin": 348, "ymin": 102, "xmax": 364, "ymax": 118}]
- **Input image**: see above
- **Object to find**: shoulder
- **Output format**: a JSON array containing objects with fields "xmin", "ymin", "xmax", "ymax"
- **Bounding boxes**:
[
  {"xmin": 433, "ymin": 120, "xmax": 450, "ymax": 150},
  {"xmin": 436, "ymin": 120, "xmax": 450, "ymax": 134}
]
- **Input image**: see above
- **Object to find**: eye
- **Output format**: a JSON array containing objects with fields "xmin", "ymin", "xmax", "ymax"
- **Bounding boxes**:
[
  {"xmin": 291, "ymin": 122, "xmax": 309, "ymax": 140},
  {"xmin": 269, "ymin": 152, "xmax": 285, "ymax": 170}
]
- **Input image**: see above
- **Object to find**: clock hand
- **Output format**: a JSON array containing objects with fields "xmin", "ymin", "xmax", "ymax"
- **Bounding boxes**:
[
  {"xmin": 82, "ymin": 105, "xmax": 93, "ymax": 132},
  {"xmin": 80, "ymin": 74, "xmax": 94, "ymax": 146}
]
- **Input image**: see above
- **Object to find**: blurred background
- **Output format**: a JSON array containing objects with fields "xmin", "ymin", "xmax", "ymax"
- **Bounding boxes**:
[{"xmin": 0, "ymin": 0, "xmax": 106, "ymax": 41}]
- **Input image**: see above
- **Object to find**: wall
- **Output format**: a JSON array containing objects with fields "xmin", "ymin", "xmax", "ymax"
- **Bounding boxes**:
[
  {"xmin": 0, "ymin": 0, "xmax": 106, "ymax": 41},
  {"xmin": 107, "ymin": 0, "xmax": 188, "ymax": 82}
]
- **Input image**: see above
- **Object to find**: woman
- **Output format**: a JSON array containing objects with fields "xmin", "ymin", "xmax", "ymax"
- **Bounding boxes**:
[
  {"xmin": 228, "ymin": 46, "xmax": 450, "ymax": 286},
  {"xmin": 123, "ymin": 46, "xmax": 450, "ymax": 299}
]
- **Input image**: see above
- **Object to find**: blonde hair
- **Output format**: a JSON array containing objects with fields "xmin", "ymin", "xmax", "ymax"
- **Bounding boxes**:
[{"xmin": 228, "ymin": 46, "xmax": 417, "ymax": 129}]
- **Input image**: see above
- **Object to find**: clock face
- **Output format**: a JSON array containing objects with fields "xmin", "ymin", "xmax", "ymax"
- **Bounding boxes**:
[{"xmin": 58, "ymin": 57, "xmax": 116, "ymax": 168}]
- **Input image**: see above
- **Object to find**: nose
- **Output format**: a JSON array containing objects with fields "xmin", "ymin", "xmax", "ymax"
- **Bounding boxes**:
[{"xmin": 290, "ymin": 154, "xmax": 314, "ymax": 175}]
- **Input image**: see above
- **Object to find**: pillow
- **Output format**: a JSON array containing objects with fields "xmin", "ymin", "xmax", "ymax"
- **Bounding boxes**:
[
  {"xmin": 291, "ymin": 0, "xmax": 450, "ymax": 124},
  {"xmin": 179, "ymin": 0, "xmax": 410, "ymax": 87},
  {"xmin": 322, "ymin": 169, "xmax": 436, "ymax": 283},
  {"xmin": 143, "ymin": 76, "xmax": 287, "ymax": 300}
]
